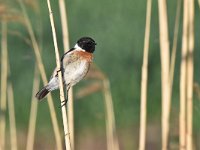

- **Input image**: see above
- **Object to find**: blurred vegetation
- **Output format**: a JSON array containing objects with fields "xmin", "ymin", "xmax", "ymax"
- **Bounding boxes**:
[{"xmin": 1, "ymin": 0, "xmax": 200, "ymax": 149}]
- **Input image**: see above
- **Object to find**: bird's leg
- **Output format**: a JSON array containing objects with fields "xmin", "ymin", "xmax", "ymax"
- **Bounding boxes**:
[
  {"xmin": 56, "ymin": 68, "xmax": 62, "ymax": 74},
  {"xmin": 66, "ymin": 85, "xmax": 70, "ymax": 93},
  {"xmin": 61, "ymin": 98, "xmax": 68, "ymax": 107},
  {"xmin": 60, "ymin": 85, "xmax": 70, "ymax": 108}
]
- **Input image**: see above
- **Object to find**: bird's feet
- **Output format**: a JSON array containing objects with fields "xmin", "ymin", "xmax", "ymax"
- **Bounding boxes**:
[
  {"xmin": 57, "ymin": 68, "xmax": 61, "ymax": 72},
  {"xmin": 60, "ymin": 99, "xmax": 68, "ymax": 107},
  {"xmin": 56, "ymin": 68, "xmax": 62, "ymax": 74}
]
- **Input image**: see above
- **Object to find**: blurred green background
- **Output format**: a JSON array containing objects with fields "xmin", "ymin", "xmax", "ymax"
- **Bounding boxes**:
[{"xmin": 1, "ymin": 0, "xmax": 200, "ymax": 149}]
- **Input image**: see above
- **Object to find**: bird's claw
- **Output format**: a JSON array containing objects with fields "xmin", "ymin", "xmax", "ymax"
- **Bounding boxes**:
[
  {"xmin": 57, "ymin": 68, "xmax": 62, "ymax": 74},
  {"xmin": 60, "ymin": 99, "xmax": 68, "ymax": 108}
]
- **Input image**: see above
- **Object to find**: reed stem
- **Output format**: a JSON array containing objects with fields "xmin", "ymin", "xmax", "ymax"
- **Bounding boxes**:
[
  {"xmin": 186, "ymin": 0, "xmax": 194, "ymax": 149},
  {"xmin": 26, "ymin": 66, "xmax": 40, "ymax": 150},
  {"xmin": 18, "ymin": 1, "xmax": 62, "ymax": 149},
  {"xmin": 0, "ymin": 21, "xmax": 8, "ymax": 150},
  {"xmin": 179, "ymin": 0, "xmax": 188, "ymax": 149},
  {"xmin": 7, "ymin": 83, "xmax": 18, "ymax": 150},
  {"xmin": 158, "ymin": 0, "xmax": 171, "ymax": 149},
  {"xmin": 7, "ymin": 56, "xmax": 18, "ymax": 150},
  {"xmin": 169, "ymin": 0, "xmax": 182, "ymax": 93},
  {"xmin": 58, "ymin": 0, "xmax": 74, "ymax": 149},
  {"xmin": 103, "ymin": 79, "xmax": 119, "ymax": 150},
  {"xmin": 139, "ymin": 0, "xmax": 152, "ymax": 149},
  {"xmin": 47, "ymin": 0, "xmax": 71, "ymax": 149}
]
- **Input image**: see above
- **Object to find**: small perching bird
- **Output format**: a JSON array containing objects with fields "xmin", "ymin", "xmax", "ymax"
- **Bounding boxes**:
[{"xmin": 36, "ymin": 37, "xmax": 97, "ymax": 101}]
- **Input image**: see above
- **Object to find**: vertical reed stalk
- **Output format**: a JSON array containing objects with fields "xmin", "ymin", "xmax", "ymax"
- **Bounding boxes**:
[
  {"xmin": 18, "ymin": 1, "xmax": 62, "ymax": 149},
  {"xmin": 169, "ymin": 0, "xmax": 182, "ymax": 92},
  {"xmin": 47, "ymin": 0, "xmax": 71, "ymax": 149},
  {"xmin": 103, "ymin": 79, "xmax": 119, "ymax": 150},
  {"xmin": 186, "ymin": 0, "xmax": 194, "ymax": 149},
  {"xmin": 0, "ymin": 21, "xmax": 8, "ymax": 150},
  {"xmin": 180, "ymin": 0, "xmax": 188, "ymax": 149},
  {"xmin": 7, "ymin": 83, "xmax": 18, "ymax": 150},
  {"xmin": 7, "ymin": 56, "xmax": 18, "ymax": 150},
  {"xmin": 58, "ymin": 0, "xmax": 70, "ymax": 50},
  {"xmin": 139, "ymin": 0, "xmax": 152, "ymax": 149},
  {"xmin": 67, "ymin": 89, "xmax": 74, "ymax": 149},
  {"xmin": 26, "ymin": 66, "xmax": 40, "ymax": 150},
  {"xmin": 58, "ymin": 0, "xmax": 74, "ymax": 149},
  {"xmin": 158, "ymin": 0, "xmax": 171, "ymax": 149}
]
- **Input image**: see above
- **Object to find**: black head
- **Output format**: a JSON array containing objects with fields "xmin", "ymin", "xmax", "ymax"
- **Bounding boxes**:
[{"xmin": 76, "ymin": 37, "xmax": 96, "ymax": 53}]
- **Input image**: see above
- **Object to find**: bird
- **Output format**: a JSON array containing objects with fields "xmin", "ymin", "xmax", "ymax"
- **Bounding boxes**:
[{"xmin": 35, "ymin": 37, "xmax": 97, "ymax": 102}]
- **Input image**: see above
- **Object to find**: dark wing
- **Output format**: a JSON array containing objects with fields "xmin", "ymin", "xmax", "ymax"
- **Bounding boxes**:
[{"xmin": 61, "ymin": 48, "xmax": 75, "ymax": 62}]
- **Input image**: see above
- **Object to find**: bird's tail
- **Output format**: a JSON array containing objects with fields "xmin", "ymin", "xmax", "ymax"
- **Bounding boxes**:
[{"xmin": 35, "ymin": 86, "xmax": 50, "ymax": 100}]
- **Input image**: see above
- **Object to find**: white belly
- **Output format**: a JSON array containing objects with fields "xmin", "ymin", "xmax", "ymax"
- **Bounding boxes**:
[{"xmin": 64, "ymin": 60, "xmax": 89, "ymax": 86}]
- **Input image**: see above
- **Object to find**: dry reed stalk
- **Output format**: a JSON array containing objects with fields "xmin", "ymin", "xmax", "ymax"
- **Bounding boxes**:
[
  {"xmin": 169, "ymin": 0, "xmax": 182, "ymax": 92},
  {"xmin": 85, "ymin": 65, "xmax": 119, "ymax": 150},
  {"xmin": 158, "ymin": 0, "xmax": 171, "ymax": 149},
  {"xmin": 158, "ymin": 0, "xmax": 171, "ymax": 150},
  {"xmin": 7, "ymin": 56, "xmax": 18, "ymax": 150},
  {"xmin": 26, "ymin": 66, "xmax": 40, "ymax": 150},
  {"xmin": 47, "ymin": 0, "xmax": 71, "ymax": 149},
  {"xmin": 0, "ymin": 21, "xmax": 8, "ymax": 150},
  {"xmin": 74, "ymin": 64, "xmax": 119, "ymax": 150},
  {"xmin": 58, "ymin": 0, "xmax": 70, "ymax": 50},
  {"xmin": 198, "ymin": 0, "xmax": 200, "ymax": 8},
  {"xmin": 58, "ymin": 0, "xmax": 74, "ymax": 149},
  {"xmin": 186, "ymin": 0, "xmax": 194, "ymax": 149},
  {"xmin": 67, "ymin": 88, "xmax": 74, "ymax": 149},
  {"xmin": 179, "ymin": 0, "xmax": 188, "ymax": 149},
  {"xmin": 18, "ymin": 1, "xmax": 62, "ymax": 149},
  {"xmin": 103, "ymin": 79, "xmax": 119, "ymax": 150},
  {"xmin": 139, "ymin": 0, "xmax": 152, "ymax": 149},
  {"xmin": 7, "ymin": 83, "xmax": 18, "ymax": 150}
]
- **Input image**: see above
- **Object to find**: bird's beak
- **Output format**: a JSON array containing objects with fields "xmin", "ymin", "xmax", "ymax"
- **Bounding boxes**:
[{"xmin": 95, "ymin": 43, "xmax": 97, "ymax": 45}]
